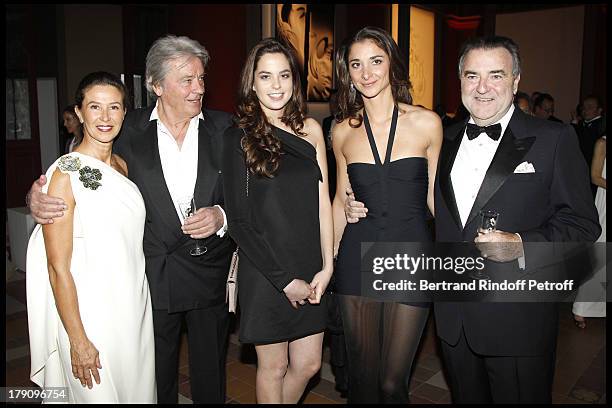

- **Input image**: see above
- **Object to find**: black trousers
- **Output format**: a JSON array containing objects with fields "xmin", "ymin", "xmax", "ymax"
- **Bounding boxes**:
[
  {"xmin": 440, "ymin": 328, "xmax": 555, "ymax": 404},
  {"xmin": 152, "ymin": 305, "xmax": 230, "ymax": 404}
]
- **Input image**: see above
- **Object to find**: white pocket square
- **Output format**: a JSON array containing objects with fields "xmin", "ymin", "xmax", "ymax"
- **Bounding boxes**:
[{"xmin": 514, "ymin": 161, "xmax": 535, "ymax": 173}]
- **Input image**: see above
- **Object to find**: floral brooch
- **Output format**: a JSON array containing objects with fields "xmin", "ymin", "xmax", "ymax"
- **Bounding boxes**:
[
  {"xmin": 79, "ymin": 166, "xmax": 102, "ymax": 190},
  {"xmin": 58, "ymin": 155, "xmax": 81, "ymax": 172},
  {"xmin": 57, "ymin": 155, "xmax": 103, "ymax": 190}
]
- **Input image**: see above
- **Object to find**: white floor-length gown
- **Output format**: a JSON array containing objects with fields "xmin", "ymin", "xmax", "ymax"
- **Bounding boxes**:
[
  {"xmin": 27, "ymin": 152, "xmax": 156, "ymax": 403},
  {"xmin": 573, "ymin": 136, "xmax": 606, "ymax": 318}
]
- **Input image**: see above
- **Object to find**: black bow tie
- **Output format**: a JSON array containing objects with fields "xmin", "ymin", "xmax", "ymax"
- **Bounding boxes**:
[{"xmin": 466, "ymin": 123, "xmax": 502, "ymax": 141}]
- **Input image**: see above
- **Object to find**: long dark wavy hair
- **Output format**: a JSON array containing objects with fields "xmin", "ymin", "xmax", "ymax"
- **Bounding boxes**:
[
  {"xmin": 335, "ymin": 26, "xmax": 412, "ymax": 128},
  {"xmin": 236, "ymin": 38, "xmax": 307, "ymax": 178}
]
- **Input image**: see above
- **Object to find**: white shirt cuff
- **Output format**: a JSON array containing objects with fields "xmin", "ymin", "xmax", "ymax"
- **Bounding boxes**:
[
  {"xmin": 215, "ymin": 205, "xmax": 228, "ymax": 237},
  {"xmin": 515, "ymin": 233, "xmax": 525, "ymax": 270}
]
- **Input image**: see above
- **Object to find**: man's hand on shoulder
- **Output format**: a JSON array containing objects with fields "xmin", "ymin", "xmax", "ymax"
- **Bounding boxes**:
[{"xmin": 28, "ymin": 175, "xmax": 67, "ymax": 224}]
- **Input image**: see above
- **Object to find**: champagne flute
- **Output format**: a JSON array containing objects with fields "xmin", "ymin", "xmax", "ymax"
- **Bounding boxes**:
[
  {"xmin": 177, "ymin": 196, "xmax": 194, "ymax": 223},
  {"xmin": 188, "ymin": 197, "xmax": 208, "ymax": 256},
  {"xmin": 177, "ymin": 196, "xmax": 208, "ymax": 257}
]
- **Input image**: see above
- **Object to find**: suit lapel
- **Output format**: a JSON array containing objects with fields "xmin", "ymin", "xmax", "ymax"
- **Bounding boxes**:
[
  {"xmin": 464, "ymin": 113, "xmax": 536, "ymax": 227},
  {"xmin": 133, "ymin": 118, "xmax": 183, "ymax": 241},
  {"xmin": 439, "ymin": 122, "xmax": 466, "ymax": 231},
  {"xmin": 193, "ymin": 111, "xmax": 220, "ymax": 208}
]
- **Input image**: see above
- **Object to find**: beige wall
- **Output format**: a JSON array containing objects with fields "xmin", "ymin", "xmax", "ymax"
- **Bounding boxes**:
[
  {"xmin": 409, "ymin": 6, "xmax": 435, "ymax": 109},
  {"xmin": 496, "ymin": 6, "xmax": 584, "ymax": 122},
  {"xmin": 63, "ymin": 5, "xmax": 124, "ymax": 103}
]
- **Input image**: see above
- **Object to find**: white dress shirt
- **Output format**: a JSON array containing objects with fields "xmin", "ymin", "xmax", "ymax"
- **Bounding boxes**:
[
  {"xmin": 451, "ymin": 105, "xmax": 515, "ymax": 227},
  {"xmin": 150, "ymin": 102, "xmax": 227, "ymax": 236},
  {"xmin": 450, "ymin": 105, "xmax": 524, "ymax": 267}
]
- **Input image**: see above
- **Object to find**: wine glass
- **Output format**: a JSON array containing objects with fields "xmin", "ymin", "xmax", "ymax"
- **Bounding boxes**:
[
  {"xmin": 479, "ymin": 210, "xmax": 499, "ymax": 234},
  {"xmin": 177, "ymin": 196, "xmax": 208, "ymax": 257},
  {"xmin": 177, "ymin": 196, "xmax": 194, "ymax": 222},
  {"xmin": 188, "ymin": 198, "xmax": 208, "ymax": 256},
  {"xmin": 471, "ymin": 210, "xmax": 499, "ymax": 280}
]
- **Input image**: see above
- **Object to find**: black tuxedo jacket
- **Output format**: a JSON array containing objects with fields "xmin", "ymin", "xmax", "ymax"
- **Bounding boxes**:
[
  {"xmin": 114, "ymin": 106, "xmax": 236, "ymax": 312},
  {"xmin": 433, "ymin": 108, "xmax": 600, "ymax": 355},
  {"xmin": 576, "ymin": 116, "xmax": 606, "ymax": 167}
]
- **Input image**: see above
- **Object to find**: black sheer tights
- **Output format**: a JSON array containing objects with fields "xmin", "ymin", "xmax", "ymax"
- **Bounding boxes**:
[{"xmin": 339, "ymin": 295, "xmax": 429, "ymax": 403}]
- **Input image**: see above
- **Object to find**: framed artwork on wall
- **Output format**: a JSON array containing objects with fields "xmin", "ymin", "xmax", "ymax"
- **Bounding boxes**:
[{"xmin": 276, "ymin": 4, "xmax": 334, "ymax": 102}]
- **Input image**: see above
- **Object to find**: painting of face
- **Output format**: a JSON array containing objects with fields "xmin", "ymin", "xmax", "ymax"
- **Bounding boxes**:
[
  {"xmin": 306, "ymin": 4, "xmax": 334, "ymax": 101},
  {"xmin": 277, "ymin": 4, "xmax": 334, "ymax": 102},
  {"xmin": 277, "ymin": 4, "xmax": 307, "ymax": 70}
]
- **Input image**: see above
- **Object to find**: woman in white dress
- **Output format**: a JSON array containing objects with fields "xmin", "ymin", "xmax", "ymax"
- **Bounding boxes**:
[
  {"xmin": 62, "ymin": 105, "xmax": 83, "ymax": 154},
  {"xmin": 573, "ymin": 135, "xmax": 606, "ymax": 328},
  {"xmin": 26, "ymin": 71, "xmax": 156, "ymax": 403}
]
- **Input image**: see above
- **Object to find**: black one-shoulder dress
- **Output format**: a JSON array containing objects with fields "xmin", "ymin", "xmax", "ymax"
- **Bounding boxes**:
[{"xmin": 222, "ymin": 126, "xmax": 327, "ymax": 344}]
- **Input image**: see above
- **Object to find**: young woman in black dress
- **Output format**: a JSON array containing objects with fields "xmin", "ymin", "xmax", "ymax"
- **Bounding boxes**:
[
  {"xmin": 331, "ymin": 27, "xmax": 443, "ymax": 403},
  {"xmin": 222, "ymin": 38, "xmax": 334, "ymax": 403}
]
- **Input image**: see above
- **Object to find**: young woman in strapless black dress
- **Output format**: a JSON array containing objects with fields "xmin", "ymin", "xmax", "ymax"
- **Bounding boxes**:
[{"xmin": 331, "ymin": 27, "xmax": 443, "ymax": 403}]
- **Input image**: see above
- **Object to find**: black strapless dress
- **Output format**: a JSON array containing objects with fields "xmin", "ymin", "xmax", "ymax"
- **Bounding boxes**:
[{"xmin": 335, "ymin": 107, "xmax": 431, "ymax": 307}]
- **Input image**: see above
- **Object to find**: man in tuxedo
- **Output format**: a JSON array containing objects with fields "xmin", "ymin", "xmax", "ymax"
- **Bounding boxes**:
[
  {"xmin": 575, "ymin": 95, "xmax": 606, "ymax": 196},
  {"xmin": 344, "ymin": 36, "xmax": 600, "ymax": 403},
  {"xmin": 27, "ymin": 35, "xmax": 234, "ymax": 404},
  {"xmin": 532, "ymin": 93, "xmax": 563, "ymax": 123}
]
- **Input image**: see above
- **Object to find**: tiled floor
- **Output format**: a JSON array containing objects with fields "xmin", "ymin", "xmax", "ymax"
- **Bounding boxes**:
[{"xmin": 6, "ymin": 268, "xmax": 606, "ymax": 404}]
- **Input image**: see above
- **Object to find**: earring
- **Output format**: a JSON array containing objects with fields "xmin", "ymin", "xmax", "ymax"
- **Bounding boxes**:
[{"xmin": 350, "ymin": 83, "xmax": 355, "ymax": 92}]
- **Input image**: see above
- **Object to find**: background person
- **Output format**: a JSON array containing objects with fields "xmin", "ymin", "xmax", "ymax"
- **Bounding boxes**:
[
  {"xmin": 62, "ymin": 105, "xmax": 84, "ymax": 153},
  {"xmin": 575, "ymin": 94, "xmax": 606, "ymax": 197},
  {"xmin": 532, "ymin": 92, "xmax": 563, "ymax": 122},
  {"xmin": 514, "ymin": 91, "xmax": 531, "ymax": 115},
  {"xmin": 573, "ymin": 135, "xmax": 606, "ymax": 327}
]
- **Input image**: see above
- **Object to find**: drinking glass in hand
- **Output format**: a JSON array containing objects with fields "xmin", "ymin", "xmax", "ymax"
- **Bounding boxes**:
[
  {"xmin": 471, "ymin": 210, "xmax": 500, "ymax": 280},
  {"xmin": 178, "ymin": 196, "xmax": 194, "ymax": 222},
  {"xmin": 479, "ymin": 210, "xmax": 499, "ymax": 234},
  {"xmin": 178, "ymin": 197, "xmax": 208, "ymax": 256}
]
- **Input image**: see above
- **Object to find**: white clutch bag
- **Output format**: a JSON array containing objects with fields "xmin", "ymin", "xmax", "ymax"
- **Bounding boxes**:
[
  {"xmin": 226, "ymin": 248, "xmax": 239, "ymax": 313},
  {"xmin": 226, "ymin": 142, "xmax": 249, "ymax": 313}
]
